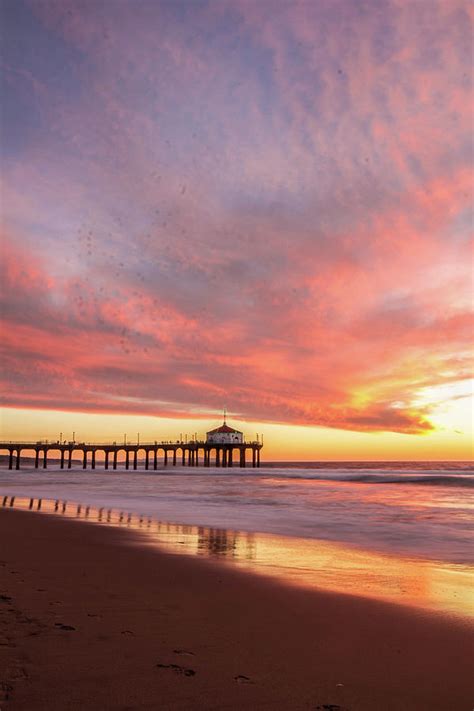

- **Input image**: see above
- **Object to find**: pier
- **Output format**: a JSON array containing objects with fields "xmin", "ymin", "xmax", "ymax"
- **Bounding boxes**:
[{"xmin": 0, "ymin": 440, "xmax": 263, "ymax": 471}]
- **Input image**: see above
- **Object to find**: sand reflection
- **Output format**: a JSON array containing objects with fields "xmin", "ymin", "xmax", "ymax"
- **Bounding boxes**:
[{"xmin": 3, "ymin": 494, "xmax": 473, "ymax": 620}]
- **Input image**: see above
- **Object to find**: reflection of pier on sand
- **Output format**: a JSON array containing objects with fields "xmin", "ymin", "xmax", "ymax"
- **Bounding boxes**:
[
  {"xmin": 2, "ymin": 495, "xmax": 473, "ymax": 620},
  {"xmin": 197, "ymin": 526, "xmax": 256, "ymax": 559}
]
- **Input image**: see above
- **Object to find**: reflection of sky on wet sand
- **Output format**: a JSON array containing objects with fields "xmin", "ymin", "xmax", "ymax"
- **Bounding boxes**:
[{"xmin": 4, "ymin": 495, "xmax": 473, "ymax": 621}]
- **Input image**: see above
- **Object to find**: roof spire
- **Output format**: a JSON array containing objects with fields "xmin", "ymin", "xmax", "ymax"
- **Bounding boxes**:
[{"xmin": 223, "ymin": 406, "xmax": 227, "ymax": 424}]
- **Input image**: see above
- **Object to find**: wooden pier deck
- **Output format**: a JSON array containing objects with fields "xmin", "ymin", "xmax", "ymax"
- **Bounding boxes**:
[{"xmin": 0, "ymin": 441, "xmax": 263, "ymax": 470}]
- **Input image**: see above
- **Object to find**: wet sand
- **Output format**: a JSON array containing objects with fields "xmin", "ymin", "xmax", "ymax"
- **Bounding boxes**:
[{"xmin": 1, "ymin": 508, "xmax": 473, "ymax": 710}]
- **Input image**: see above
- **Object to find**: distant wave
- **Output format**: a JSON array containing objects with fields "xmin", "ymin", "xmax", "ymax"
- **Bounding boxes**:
[
  {"xmin": 263, "ymin": 471, "xmax": 474, "ymax": 487},
  {"xmin": 0, "ymin": 458, "xmax": 473, "ymax": 488},
  {"xmin": 263, "ymin": 460, "xmax": 474, "ymax": 472}
]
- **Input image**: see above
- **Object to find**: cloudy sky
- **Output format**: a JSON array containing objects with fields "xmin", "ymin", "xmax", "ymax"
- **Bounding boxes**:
[{"xmin": 1, "ymin": 0, "xmax": 472, "ymax": 457}]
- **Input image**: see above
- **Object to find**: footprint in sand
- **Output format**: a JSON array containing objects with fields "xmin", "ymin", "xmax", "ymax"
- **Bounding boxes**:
[
  {"xmin": 234, "ymin": 675, "xmax": 254, "ymax": 685},
  {"xmin": 0, "ymin": 636, "xmax": 16, "ymax": 648},
  {"xmin": 0, "ymin": 680, "xmax": 14, "ymax": 701},
  {"xmin": 54, "ymin": 623, "xmax": 76, "ymax": 631},
  {"xmin": 156, "ymin": 663, "xmax": 196, "ymax": 677},
  {"xmin": 173, "ymin": 649, "xmax": 195, "ymax": 656},
  {"xmin": 7, "ymin": 666, "xmax": 28, "ymax": 681}
]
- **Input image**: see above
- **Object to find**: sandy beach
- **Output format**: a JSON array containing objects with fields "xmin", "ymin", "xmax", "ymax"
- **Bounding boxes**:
[{"xmin": 1, "ymin": 508, "xmax": 473, "ymax": 710}]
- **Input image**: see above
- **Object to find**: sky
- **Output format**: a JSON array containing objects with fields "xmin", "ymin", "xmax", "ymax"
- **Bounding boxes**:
[{"xmin": 0, "ymin": 0, "xmax": 473, "ymax": 460}]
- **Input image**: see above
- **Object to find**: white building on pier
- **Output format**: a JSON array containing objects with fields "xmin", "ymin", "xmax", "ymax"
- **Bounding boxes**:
[{"xmin": 206, "ymin": 418, "xmax": 243, "ymax": 444}]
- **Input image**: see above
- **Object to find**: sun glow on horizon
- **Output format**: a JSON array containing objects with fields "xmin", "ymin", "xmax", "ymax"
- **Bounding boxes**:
[
  {"xmin": 412, "ymin": 378, "xmax": 473, "ymax": 433},
  {"xmin": 1, "ymin": 405, "xmax": 472, "ymax": 462}
]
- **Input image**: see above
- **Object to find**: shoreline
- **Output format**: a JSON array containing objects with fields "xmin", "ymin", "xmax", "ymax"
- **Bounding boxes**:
[
  {"xmin": 1, "ymin": 507, "xmax": 474, "ymax": 710},
  {"xmin": 1, "ymin": 493, "xmax": 473, "ymax": 621}
]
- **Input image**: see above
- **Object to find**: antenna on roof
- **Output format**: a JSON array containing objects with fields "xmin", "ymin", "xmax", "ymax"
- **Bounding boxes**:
[{"xmin": 223, "ymin": 406, "xmax": 227, "ymax": 424}]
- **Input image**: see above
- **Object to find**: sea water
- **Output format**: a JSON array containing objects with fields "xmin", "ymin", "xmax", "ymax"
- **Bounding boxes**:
[
  {"xmin": 1, "ymin": 461, "xmax": 472, "ymax": 563},
  {"xmin": 1, "ymin": 461, "xmax": 473, "ymax": 617}
]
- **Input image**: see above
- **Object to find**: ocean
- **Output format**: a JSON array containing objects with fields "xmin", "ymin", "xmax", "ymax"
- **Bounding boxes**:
[{"xmin": 1, "ymin": 461, "xmax": 473, "ymax": 617}]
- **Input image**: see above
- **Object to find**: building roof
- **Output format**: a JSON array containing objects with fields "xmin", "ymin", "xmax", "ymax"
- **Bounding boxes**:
[{"xmin": 207, "ymin": 423, "xmax": 242, "ymax": 435}]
